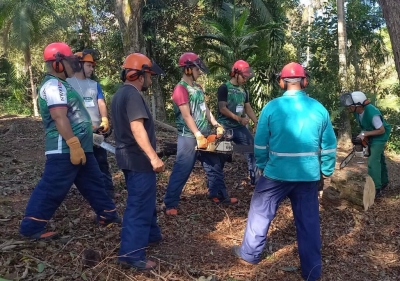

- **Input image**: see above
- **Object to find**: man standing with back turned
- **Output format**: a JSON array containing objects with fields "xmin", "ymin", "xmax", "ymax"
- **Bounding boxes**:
[{"xmin": 232, "ymin": 62, "xmax": 337, "ymax": 281}]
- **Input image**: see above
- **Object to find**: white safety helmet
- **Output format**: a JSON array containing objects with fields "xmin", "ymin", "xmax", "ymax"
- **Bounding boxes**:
[
  {"xmin": 350, "ymin": 91, "xmax": 367, "ymax": 106},
  {"xmin": 340, "ymin": 91, "xmax": 368, "ymax": 107}
]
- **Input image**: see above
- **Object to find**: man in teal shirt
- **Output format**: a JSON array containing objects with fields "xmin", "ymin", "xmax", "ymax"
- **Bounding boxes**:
[
  {"xmin": 232, "ymin": 62, "xmax": 337, "ymax": 281},
  {"xmin": 340, "ymin": 91, "xmax": 391, "ymax": 197}
]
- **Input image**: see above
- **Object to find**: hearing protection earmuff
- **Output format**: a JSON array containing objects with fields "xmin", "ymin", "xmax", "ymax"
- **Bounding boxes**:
[
  {"xmin": 184, "ymin": 66, "xmax": 193, "ymax": 75},
  {"xmin": 120, "ymin": 68, "xmax": 145, "ymax": 82},
  {"xmin": 52, "ymin": 53, "xmax": 64, "ymax": 73}
]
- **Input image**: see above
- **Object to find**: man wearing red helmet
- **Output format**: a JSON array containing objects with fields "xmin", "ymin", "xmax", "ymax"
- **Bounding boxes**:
[
  {"xmin": 111, "ymin": 53, "xmax": 165, "ymax": 270},
  {"xmin": 19, "ymin": 42, "xmax": 120, "ymax": 240},
  {"xmin": 163, "ymin": 52, "xmax": 237, "ymax": 216},
  {"xmin": 232, "ymin": 62, "xmax": 337, "ymax": 281},
  {"xmin": 217, "ymin": 60, "xmax": 259, "ymax": 185},
  {"xmin": 67, "ymin": 49, "xmax": 114, "ymax": 200}
]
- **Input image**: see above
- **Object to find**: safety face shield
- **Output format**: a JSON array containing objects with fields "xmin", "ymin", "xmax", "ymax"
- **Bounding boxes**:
[
  {"xmin": 193, "ymin": 58, "xmax": 209, "ymax": 74},
  {"xmin": 144, "ymin": 60, "xmax": 165, "ymax": 76},
  {"xmin": 339, "ymin": 93, "xmax": 355, "ymax": 107},
  {"xmin": 239, "ymin": 66, "xmax": 255, "ymax": 79},
  {"xmin": 64, "ymin": 55, "xmax": 82, "ymax": 73}
]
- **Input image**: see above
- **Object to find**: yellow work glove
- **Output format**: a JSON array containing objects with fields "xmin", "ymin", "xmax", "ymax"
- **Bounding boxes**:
[
  {"xmin": 215, "ymin": 124, "xmax": 225, "ymax": 138},
  {"xmin": 195, "ymin": 131, "xmax": 208, "ymax": 149},
  {"xmin": 99, "ymin": 117, "xmax": 109, "ymax": 132},
  {"xmin": 66, "ymin": 136, "xmax": 86, "ymax": 165}
]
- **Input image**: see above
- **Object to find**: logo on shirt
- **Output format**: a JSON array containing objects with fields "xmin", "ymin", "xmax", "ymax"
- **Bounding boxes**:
[{"xmin": 58, "ymin": 81, "xmax": 65, "ymax": 101}]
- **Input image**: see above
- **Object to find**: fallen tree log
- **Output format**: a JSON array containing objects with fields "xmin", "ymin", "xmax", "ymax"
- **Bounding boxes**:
[
  {"xmin": 157, "ymin": 142, "xmax": 177, "ymax": 157},
  {"xmin": 330, "ymin": 150, "xmax": 375, "ymax": 210},
  {"xmin": 154, "ymin": 120, "xmax": 177, "ymax": 133}
]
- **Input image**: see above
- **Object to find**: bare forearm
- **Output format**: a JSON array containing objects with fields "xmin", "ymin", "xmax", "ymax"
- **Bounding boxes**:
[
  {"xmin": 183, "ymin": 115, "xmax": 201, "ymax": 134},
  {"xmin": 206, "ymin": 108, "xmax": 218, "ymax": 126},
  {"xmin": 245, "ymin": 104, "xmax": 258, "ymax": 124},
  {"xmin": 131, "ymin": 124, "xmax": 158, "ymax": 161},
  {"xmin": 364, "ymin": 127, "xmax": 385, "ymax": 137},
  {"xmin": 54, "ymin": 116, "xmax": 75, "ymax": 141},
  {"xmin": 220, "ymin": 107, "xmax": 240, "ymax": 122},
  {"xmin": 98, "ymin": 99, "xmax": 108, "ymax": 118}
]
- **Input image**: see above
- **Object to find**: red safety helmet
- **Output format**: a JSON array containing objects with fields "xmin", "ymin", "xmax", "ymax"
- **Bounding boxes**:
[
  {"xmin": 43, "ymin": 42, "xmax": 73, "ymax": 61},
  {"xmin": 178, "ymin": 52, "xmax": 209, "ymax": 74},
  {"xmin": 277, "ymin": 62, "xmax": 309, "ymax": 89},
  {"xmin": 230, "ymin": 60, "xmax": 254, "ymax": 78}
]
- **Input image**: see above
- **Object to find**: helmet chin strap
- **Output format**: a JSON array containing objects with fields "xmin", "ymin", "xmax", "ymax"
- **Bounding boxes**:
[
  {"xmin": 61, "ymin": 61, "xmax": 69, "ymax": 79},
  {"xmin": 141, "ymin": 73, "xmax": 148, "ymax": 91}
]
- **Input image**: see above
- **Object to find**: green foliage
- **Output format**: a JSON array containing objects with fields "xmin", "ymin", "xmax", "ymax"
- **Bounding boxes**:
[{"xmin": 381, "ymin": 108, "xmax": 400, "ymax": 153}]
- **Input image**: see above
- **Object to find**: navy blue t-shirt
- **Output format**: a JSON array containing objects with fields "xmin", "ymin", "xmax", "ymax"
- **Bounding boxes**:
[{"xmin": 111, "ymin": 84, "xmax": 156, "ymax": 172}]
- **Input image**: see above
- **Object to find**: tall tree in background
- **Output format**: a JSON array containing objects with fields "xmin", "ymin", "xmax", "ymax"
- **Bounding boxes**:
[
  {"xmin": 114, "ymin": 0, "xmax": 145, "ymax": 54},
  {"xmin": 337, "ymin": 0, "xmax": 351, "ymax": 143},
  {"xmin": 377, "ymin": 0, "xmax": 400, "ymax": 82},
  {"xmin": 0, "ymin": 0, "xmax": 66, "ymax": 116}
]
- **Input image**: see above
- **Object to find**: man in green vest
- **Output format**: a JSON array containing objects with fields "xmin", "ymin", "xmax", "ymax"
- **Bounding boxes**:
[
  {"xmin": 340, "ymin": 91, "xmax": 391, "ymax": 197},
  {"xmin": 217, "ymin": 60, "xmax": 259, "ymax": 185}
]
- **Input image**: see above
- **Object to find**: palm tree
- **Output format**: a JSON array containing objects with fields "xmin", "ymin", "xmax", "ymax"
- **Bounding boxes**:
[
  {"xmin": 0, "ymin": 0, "xmax": 66, "ymax": 116},
  {"xmin": 194, "ymin": 1, "xmax": 287, "ymax": 109},
  {"xmin": 195, "ymin": 1, "xmax": 283, "ymax": 73}
]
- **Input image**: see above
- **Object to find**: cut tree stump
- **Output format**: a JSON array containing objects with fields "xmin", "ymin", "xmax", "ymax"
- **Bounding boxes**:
[{"xmin": 330, "ymin": 150, "xmax": 375, "ymax": 210}]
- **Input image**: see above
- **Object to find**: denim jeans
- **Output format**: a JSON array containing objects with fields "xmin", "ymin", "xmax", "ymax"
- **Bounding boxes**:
[
  {"xmin": 20, "ymin": 153, "xmax": 118, "ymax": 237},
  {"xmin": 93, "ymin": 146, "xmax": 114, "ymax": 199},
  {"xmin": 239, "ymin": 176, "xmax": 321, "ymax": 281},
  {"xmin": 164, "ymin": 135, "xmax": 230, "ymax": 209},
  {"xmin": 230, "ymin": 126, "xmax": 257, "ymax": 183},
  {"xmin": 118, "ymin": 170, "xmax": 161, "ymax": 263}
]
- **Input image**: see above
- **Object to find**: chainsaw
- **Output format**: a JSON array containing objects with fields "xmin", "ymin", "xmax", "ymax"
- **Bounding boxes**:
[
  {"xmin": 339, "ymin": 136, "xmax": 370, "ymax": 169},
  {"xmin": 92, "ymin": 126, "xmax": 116, "ymax": 154},
  {"xmin": 196, "ymin": 129, "xmax": 254, "ymax": 154}
]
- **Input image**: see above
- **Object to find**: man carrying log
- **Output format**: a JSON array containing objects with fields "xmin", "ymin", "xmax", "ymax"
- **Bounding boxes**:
[{"xmin": 340, "ymin": 91, "xmax": 391, "ymax": 197}]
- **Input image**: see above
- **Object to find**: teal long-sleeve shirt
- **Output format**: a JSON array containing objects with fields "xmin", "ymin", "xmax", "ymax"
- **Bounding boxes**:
[{"xmin": 255, "ymin": 90, "xmax": 337, "ymax": 181}]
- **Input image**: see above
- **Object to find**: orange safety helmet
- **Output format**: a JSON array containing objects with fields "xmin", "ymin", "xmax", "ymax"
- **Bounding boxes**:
[
  {"xmin": 277, "ymin": 62, "xmax": 309, "ymax": 89},
  {"xmin": 75, "ymin": 49, "xmax": 100, "ymax": 66},
  {"xmin": 230, "ymin": 60, "xmax": 254, "ymax": 78},
  {"xmin": 121, "ymin": 53, "xmax": 165, "ymax": 82}
]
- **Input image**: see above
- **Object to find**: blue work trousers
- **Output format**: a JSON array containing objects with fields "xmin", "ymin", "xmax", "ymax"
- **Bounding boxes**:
[
  {"xmin": 93, "ymin": 146, "xmax": 114, "ymax": 199},
  {"xmin": 164, "ymin": 135, "xmax": 229, "ymax": 209},
  {"xmin": 118, "ymin": 170, "xmax": 161, "ymax": 263},
  {"xmin": 230, "ymin": 126, "xmax": 257, "ymax": 182},
  {"xmin": 240, "ymin": 176, "xmax": 321, "ymax": 281},
  {"xmin": 20, "ymin": 153, "xmax": 118, "ymax": 237}
]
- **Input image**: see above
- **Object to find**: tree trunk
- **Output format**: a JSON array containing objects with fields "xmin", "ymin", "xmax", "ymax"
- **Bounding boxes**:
[
  {"xmin": 114, "ymin": 0, "xmax": 145, "ymax": 55},
  {"xmin": 151, "ymin": 77, "xmax": 167, "ymax": 122},
  {"xmin": 24, "ymin": 48, "xmax": 38, "ymax": 116},
  {"xmin": 378, "ymin": 0, "xmax": 400, "ymax": 82},
  {"xmin": 337, "ymin": 0, "xmax": 351, "ymax": 145}
]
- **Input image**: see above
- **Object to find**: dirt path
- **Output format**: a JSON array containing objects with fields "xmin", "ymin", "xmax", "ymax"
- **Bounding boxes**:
[{"xmin": 0, "ymin": 115, "xmax": 399, "ymax": 281}]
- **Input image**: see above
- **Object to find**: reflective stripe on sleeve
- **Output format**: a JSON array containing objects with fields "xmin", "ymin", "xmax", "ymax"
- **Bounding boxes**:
[{"xmin": 270, "ymin": 148, "xmax": 336, "ymax": 157}]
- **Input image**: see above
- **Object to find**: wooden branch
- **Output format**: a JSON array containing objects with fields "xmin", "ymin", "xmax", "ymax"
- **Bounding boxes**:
[{"xmin": 154, "ymin": 120, "xmax": 177, "ymax": 133}]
